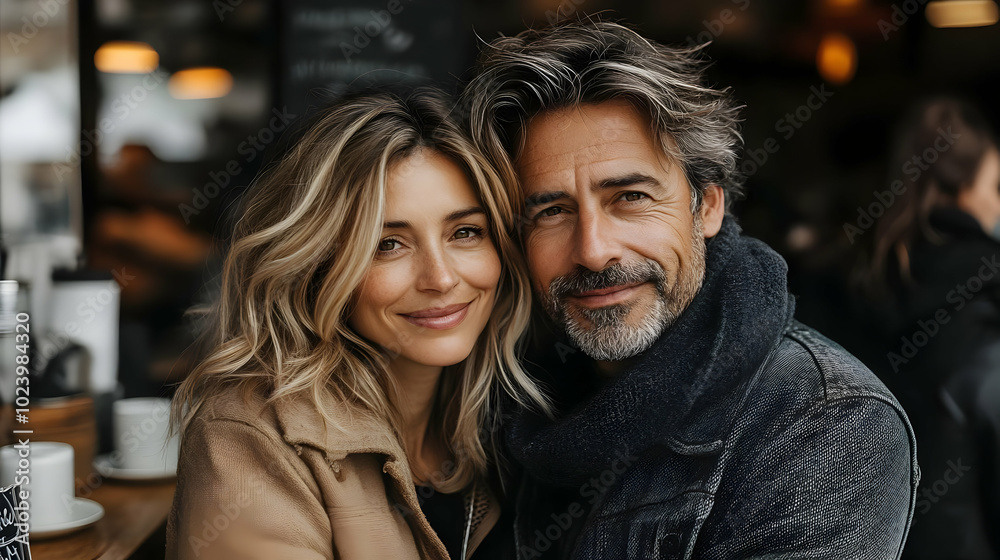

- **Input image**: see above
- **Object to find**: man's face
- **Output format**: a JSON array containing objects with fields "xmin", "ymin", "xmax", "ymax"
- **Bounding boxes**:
[{"xmin": 517, "ymin": 99, "xmax": 725, "ymax": 362}]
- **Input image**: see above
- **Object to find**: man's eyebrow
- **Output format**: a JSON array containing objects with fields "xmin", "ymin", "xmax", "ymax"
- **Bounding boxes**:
[
  {"xmin": 522, "ymin": 174, "xmax": 661, "ymax": 210},
  {"xmin": 382, "ymin": 207, "xmax": 485, "ymax": 229},
  {"xmin": 524, "ymin": 191, "xmax": 568, "ymax": 210},
  {"xmin": 596, "ymin": 173, "xmax": 662, "ymax": 190}
]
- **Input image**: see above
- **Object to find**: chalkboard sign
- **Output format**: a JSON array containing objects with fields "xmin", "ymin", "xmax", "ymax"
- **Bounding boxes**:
[
  {"xmin": 0, "ymin": 485, "xmax": 31, "ymax": 560},
  {"xmin": 280, "ymin": 0, "xmax": 467, "ymax": 117}
]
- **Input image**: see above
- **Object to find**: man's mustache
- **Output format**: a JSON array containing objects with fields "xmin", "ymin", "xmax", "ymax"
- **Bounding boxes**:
[{"xmin": 547, "ymin": 261, "xmax": 667, "ymax": 300}]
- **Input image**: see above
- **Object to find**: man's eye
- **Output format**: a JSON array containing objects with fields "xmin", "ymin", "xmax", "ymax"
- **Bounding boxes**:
[
  {"xmin": 541, "ymin": 207, "xmax": 562, "ymax": 217},
  {"xmin": 377, "ymin": 239, "xmax": 400, "ymax": 252},
  {"xmin": 622, "ymin": 192, "xmax": 646, "ymax": 202}
]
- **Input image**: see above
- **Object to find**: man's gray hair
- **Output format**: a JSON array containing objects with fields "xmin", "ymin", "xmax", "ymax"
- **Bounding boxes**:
[{"xmin": 461, "ymin": 19, "xmax": 744, "ymax": 214}]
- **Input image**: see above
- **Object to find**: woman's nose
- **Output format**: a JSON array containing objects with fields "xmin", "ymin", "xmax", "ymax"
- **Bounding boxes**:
[{"xmin": 416, "ymin": 248, "xmax": 460, "ymax": 294}]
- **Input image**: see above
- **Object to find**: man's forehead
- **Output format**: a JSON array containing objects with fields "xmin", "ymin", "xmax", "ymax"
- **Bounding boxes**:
[
  {"xmin": 522, "ymin": 101, "xmax": 646, "ymax": 144},
  {"xmin": 516, "ymin": 102, "xmax": 675, "ymax": 182}
]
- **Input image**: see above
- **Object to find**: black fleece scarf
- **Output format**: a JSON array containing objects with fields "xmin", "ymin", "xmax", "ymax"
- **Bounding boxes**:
[{"xmin": 507, "ymin": 217, "xmax": 795, "ymax": 487}]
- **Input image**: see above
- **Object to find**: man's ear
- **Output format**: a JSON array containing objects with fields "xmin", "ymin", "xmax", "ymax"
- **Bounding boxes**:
[{"xmin": 699, "ymin": 184, "xmax": 726, "ymax": 238}]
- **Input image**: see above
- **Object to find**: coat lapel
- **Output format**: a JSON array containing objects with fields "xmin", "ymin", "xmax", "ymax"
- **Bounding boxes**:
[{"xmin": 274, "ymin": 389, "xmax": 499, "ymax": 559}]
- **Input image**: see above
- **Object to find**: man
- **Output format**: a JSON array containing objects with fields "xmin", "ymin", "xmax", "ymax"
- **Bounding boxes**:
[{"xmin": 461, "ymin": 20, "xmax": 919, "ymax": 559}]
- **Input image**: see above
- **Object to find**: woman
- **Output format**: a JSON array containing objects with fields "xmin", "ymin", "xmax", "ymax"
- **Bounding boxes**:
[
  {"xmin": 166, "ymin": 88, "xmax": 550, "ymax": 559},
  {"xmin": 856, "ymin": 98, "xmax": 1000, "ymax": 560}
]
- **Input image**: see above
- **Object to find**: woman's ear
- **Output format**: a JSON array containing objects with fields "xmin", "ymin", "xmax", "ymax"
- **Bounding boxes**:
[{"xmin": 699, "ymin": 184, "xmax": 726, "ymax": 238}]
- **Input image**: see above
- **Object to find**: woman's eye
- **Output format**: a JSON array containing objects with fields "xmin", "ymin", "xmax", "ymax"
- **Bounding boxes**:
[
  {"xmin": 621, "ymin": 192, "xmax": 646, "ymax": 202},
  {"xmin": 377, "ymin": 239, "xmax": 400, "ymax": 252},
  {"xmin": 454, "ymin": 227, "xmax": 484, "ymax": 240}
]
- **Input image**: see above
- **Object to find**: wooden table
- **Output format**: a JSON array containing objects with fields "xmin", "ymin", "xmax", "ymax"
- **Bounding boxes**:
[{"xmin": 29, "ymin": 479, "xmax": 176, "ymax": 560}]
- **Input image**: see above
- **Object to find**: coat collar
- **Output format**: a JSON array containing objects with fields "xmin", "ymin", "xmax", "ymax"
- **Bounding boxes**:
[
  {"xmin": 272, "ymin": 387, "xmax": 501, "ymax": 558},
  {"xmin": 274, "ymin": 389, "xmax": 405, "ymax": 461},
  {"xmin": 507, "ymin": 217, "xmax": 795, "ymax": 486}
]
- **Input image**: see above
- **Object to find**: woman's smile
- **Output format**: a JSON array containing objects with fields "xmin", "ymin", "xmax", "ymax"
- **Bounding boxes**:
[{"xmin": 399, "ymin": 301, "xmax": 472, "ymax": 329}]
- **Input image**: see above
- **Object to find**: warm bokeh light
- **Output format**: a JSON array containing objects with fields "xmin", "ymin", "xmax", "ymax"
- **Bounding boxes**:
[
  {"xmin": 94, "ymin": 41, "xmax": 159, "ymax": 74},
  {"xmin": 168, "ymin": 68, "xmax": 234, "ymax": 100},
  {"xmin": 926, "ymin": 0, "xmax": 999, "ymax": 27},
  {"xmin": 824, "ymin": 0, "xmax": 865, "ymax": 13},
  {"xmin": 816, "ymin": 32, "xmax": 857, "ymax": 85}
]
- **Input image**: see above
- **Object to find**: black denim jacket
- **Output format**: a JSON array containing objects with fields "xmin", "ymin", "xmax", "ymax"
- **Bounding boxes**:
[{"xmin": 506, "ymin": 219, "xmax": 919, "ymax": 559}]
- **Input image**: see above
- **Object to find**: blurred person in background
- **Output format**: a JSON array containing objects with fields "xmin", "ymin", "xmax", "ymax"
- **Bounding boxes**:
[
  {"xmin": 857, "ymin": 98, "xmax": 1000, "ymax": 560},
  {"xmin": 167, "ymin": 88, "xmax": 551, "ymax": 559}
]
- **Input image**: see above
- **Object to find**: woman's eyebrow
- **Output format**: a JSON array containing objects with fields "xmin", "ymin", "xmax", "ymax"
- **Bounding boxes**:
[
  {"xmin": 444, "ymin": 206, "xmax": 486, "ymax": 222},
  {"xmin": 382, "ymin": 207, "xmax": 485, "ymax": 229}
]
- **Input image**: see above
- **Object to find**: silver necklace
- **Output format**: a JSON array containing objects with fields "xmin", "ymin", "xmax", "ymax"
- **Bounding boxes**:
[{"xmin": 459, "ymin": 482, "xmax": 474, "ymax": 559}]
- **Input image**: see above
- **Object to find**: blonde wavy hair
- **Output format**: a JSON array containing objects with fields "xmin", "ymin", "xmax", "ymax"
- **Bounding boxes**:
[{"xmin": 172, "ymin": 88, "xmax": 550, "ymax": 492}]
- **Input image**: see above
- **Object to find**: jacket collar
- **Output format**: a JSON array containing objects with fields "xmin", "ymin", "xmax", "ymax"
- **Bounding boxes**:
[
  {"xmin": 507, "ymin": 217, "xmax": 795, "ymax": 486},
  {"xmin": 274, "ymin": 389, "xmax": 405, "ymax": 462},
  {"xmin": 273, "ymin": 388, "xmax": 501, "ymax": 558}
]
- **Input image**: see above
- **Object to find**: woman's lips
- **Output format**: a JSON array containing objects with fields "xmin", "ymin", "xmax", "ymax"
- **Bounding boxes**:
[
  {"xmin": 400, "ymin": 302, "xmax": 471, "ymax": 330},
  {"xmin": 567, "ymin": 282, "xmax": 646, "ymax": 308}
]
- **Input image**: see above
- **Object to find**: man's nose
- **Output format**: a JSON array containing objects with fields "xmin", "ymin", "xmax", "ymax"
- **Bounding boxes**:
[{"xmin": 573, "ymin": 208, "xmax": 621, "ymax": 271}]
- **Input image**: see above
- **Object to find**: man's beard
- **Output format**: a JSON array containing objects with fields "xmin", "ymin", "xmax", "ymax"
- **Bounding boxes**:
[{"xmin": 537, "ymin": 219, "xmax": 707, "ymax": 361}]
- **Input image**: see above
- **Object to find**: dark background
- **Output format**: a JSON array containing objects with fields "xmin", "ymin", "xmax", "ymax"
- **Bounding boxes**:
[{"xmin": 60, "ymin": 0, "xmax": 1000, "ymax": 395}]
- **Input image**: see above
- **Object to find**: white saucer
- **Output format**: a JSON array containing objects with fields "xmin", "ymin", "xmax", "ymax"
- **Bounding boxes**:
[
  {"xmin": 31, "ymin": 498, "xmax": 104, "ymax": 539},
  {"xmin": 93, "ymin": 454, "xmax": 176, "ymax": 481}
]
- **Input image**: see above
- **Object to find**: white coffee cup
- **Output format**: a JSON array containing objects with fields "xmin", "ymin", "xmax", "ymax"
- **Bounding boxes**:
[
  {"xmin": 112, "ymin": 398, "xmax": 178, "ymax": 471},
  {"xmin": 0, "ymin": 441, "xmax": 76, "ymax": 527}
]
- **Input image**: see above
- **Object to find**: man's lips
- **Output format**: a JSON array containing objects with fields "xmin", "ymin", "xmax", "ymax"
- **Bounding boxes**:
[
  {"xmin": 400, "ymin": 302, "xmax": 471, "ymax": 329},
  {"xmin": 566, "ymin": 282, "xmax": 646, "ymax": 308}
]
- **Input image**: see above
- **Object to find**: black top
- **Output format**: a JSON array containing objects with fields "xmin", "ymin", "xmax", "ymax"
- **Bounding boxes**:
[{"xmin": 416, "ymin": 484, "xmax": 466, "ymax": 559}]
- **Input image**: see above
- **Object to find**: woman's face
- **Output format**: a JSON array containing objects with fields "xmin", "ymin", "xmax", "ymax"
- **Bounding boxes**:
[{"xmin": 349, "ymin": 148, "xmax": 501, "ymax": 370}]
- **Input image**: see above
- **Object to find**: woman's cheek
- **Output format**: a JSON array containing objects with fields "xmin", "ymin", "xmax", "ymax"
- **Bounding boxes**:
[
  {"xmin": 472, "ymin": 244, "xmax": 502, "ymax": 293},
  {"xmin": 349, "ymin": 264, "xmax": 406, "ymax": 343}
]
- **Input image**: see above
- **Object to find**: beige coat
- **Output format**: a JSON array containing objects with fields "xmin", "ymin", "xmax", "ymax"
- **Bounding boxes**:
[{"xmin": 166, "ymin": 386, "xmax": 500, "ymax": 559}]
